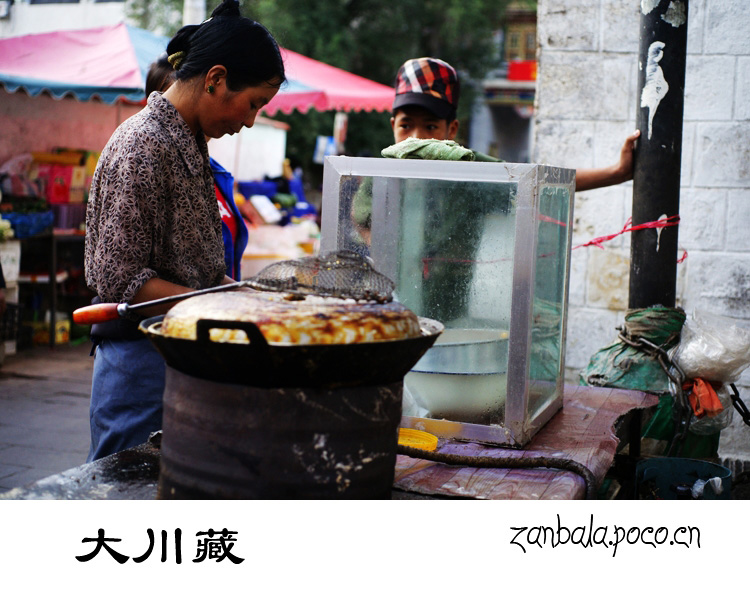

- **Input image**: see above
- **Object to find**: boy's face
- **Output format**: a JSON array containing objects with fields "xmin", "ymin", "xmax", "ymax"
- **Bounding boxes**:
[{"xmin": 390, "ymin": 105, "xmax": 459, "ymax": 144}]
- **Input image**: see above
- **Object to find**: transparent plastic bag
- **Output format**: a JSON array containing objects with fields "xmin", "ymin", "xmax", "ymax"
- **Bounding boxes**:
[{"xmin": 673, "ymin": 310, "xmax": 750, "ymax": 383}]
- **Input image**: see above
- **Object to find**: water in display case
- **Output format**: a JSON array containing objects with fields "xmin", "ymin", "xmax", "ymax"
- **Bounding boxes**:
[{"xmin": 320, "ymin": 156, "xmax": 575, "ymax": 447}]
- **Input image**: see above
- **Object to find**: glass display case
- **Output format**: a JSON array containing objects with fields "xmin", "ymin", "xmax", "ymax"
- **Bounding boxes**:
[{"xmin": 320, "ymin": 156, "xmax": 575, "ymax": 447}]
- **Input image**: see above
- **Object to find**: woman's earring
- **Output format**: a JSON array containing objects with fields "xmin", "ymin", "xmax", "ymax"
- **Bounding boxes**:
[{"xmin": 207, "ymin": 85, "xmax": 215, "ymax": 94}]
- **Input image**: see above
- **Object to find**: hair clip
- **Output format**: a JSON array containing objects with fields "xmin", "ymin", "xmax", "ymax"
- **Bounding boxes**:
[{"xmin": 167, "ymin": 51, "xmax": 186, "ymax": 70}]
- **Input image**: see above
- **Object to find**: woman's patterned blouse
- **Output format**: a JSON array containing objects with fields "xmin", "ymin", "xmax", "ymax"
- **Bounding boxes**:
[{"xmin": 85, "ymin": 92, "xmax": 226, "ymax": 303}]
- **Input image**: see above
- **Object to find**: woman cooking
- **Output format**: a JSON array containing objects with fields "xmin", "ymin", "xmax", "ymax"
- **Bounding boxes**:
[
  {"xmin": 84, "ymin": 0, "xmax": 285, "ymax": 461},
  {"xmin": 145, "ymin": 53, "xmax": 249, "ymax": 282}
]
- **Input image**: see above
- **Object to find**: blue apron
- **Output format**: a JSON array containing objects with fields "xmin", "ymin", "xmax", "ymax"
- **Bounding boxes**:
[{"xmin": 87, "ymin": 337, "xmax": 166, "ymax": 462}]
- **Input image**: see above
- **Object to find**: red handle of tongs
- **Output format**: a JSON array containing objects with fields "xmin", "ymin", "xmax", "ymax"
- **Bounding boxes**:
[{"xmin": 73, "ymin": 303, "xmax": 125, "ymax": 325}]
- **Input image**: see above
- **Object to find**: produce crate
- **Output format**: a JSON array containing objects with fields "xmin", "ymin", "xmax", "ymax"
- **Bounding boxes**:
[{"xmin": 2, "ymin": 211, "xmax": 54, "ymax": 238}]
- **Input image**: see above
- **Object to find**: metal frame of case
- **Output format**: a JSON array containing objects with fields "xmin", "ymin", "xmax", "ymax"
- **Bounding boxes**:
[{"xmin": 321, "ymin": 156, "xmax": 575, "ymax": 447}]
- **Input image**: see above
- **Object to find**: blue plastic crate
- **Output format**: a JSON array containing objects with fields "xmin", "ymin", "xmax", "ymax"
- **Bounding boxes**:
[{"xmin": 2, "ymin": 211, "xmax": 54, "ymax": 238}]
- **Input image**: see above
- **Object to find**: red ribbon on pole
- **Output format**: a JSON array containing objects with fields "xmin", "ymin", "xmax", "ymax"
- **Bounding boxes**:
[
  {"xmin": 421, "ymin": 214, "xmax": 687, "ymax": 279},
  {"xmin": 572, "ymin": 214, "xmax": 680, "ymax": 250},
  {"xmin": 572, "ymin": 214, "xmax": 687, "ymax": 262}
]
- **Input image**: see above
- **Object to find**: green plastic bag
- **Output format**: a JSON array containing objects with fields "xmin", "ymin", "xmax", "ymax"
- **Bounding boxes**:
[
  {"xmin": 580, "ymin": 306, "xmax": 719, "ymax": 458},
  {"xmin": 580, "ymin": 307, "xmax": 684, "ymax": 394}
]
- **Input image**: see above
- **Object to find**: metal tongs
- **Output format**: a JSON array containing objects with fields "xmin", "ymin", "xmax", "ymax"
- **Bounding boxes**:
[
  {"xmin": 73, "ymin": 250, "xmax": 395, "ymax": 325},
  {"xmin": 72, "ymin": 281, "xmax": 251, "ymax": 325}
]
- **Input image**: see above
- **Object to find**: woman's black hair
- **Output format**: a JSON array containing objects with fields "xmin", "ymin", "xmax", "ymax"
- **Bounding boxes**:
[
  {"xmin": 166, "ymin": 0, "xmax": 286, "ymax": 90},
  {"xmin": 145, "ymin": 54, "xmax": 176, "ymax": 96}
]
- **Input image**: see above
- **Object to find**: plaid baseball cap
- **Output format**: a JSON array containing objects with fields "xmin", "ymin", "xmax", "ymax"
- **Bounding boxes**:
[{"xmin": 392, "ymin": 58, "xmax": 460, "ymax": 120}]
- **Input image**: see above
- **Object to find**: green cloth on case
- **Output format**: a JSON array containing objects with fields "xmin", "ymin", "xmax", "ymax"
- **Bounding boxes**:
[
  {"xmin": 352, "ymin": 141, "xmax": 501, "ymax": 229},
  {"xmin": 381, "ymin": 138, "xmax": 475, "ymax": 161}
]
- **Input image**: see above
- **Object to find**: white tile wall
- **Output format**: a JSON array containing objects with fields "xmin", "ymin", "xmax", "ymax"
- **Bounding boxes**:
[{"xmin": 537, "ymin": 0, "xmax": 750, "ymax": 460}]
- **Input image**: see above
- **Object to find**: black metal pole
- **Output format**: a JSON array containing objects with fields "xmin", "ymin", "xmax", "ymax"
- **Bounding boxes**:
[{"xmin": 630, "ymin": 0, "xmax": 689, "ymax": 309}]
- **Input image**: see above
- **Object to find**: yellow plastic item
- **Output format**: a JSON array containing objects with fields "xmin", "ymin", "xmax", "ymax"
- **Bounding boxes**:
[{"xmin": 398, "ymin": 428, "xmax": 438, "ymax": 452}]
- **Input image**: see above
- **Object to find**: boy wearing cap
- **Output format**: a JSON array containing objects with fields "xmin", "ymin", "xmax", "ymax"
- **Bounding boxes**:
[
  {"xmin": 388, "ymin": 57, "xmax": 640, "ymax": 191},
  {"xmin": 351, "ymin": 57, "xmax": 639, "ymax": 248}
]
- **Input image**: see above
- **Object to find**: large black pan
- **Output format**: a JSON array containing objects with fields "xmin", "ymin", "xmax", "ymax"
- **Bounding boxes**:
[{"xmin": 139, "ymin": 315, "xmax": 443, "ymax": 389}]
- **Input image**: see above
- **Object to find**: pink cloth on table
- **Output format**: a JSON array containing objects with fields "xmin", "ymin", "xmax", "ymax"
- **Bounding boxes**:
[{"xmin": 394, "ymin": 385, "xmax": 658, "ymax": 500}]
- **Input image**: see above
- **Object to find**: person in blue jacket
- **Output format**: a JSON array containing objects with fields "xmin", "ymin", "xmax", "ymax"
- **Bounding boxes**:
[
  {"xmin": 210, "ymin": 156, "xmax": 248, "ymax": 280},
  {"xmin": 148, "ymin": 54, "xmax": 249, "ymax": 280}
]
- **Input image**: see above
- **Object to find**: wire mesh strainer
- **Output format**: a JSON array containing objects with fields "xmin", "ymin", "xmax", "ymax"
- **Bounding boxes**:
[{"xmin": 248, "ymin": 250, "xmax": 395, "ymax": 303}]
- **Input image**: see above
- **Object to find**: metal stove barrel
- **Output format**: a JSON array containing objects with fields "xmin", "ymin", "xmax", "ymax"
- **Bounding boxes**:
[{"xmin": 158, "ymin": 367, "xmax": 404, "ymax": 499}]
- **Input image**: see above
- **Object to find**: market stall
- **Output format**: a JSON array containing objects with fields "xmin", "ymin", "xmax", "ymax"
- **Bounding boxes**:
[
  {"xmin": 0, "ymin": 385, "xmax": 657, "ymax": 500},
  {"xmin": 2, "ymin": 22, "xmax": 670, "ymax": 502},
  {"xmin": 2, "ymin": 150, "xmax": 719, "ymax": 500},
  {"xmin": 36, "ymin": 153, "xmax": 649, "ymax": 501},
  {"xmin": 0, "ymin": 24, "xmax": 399, "ymax": 346}
]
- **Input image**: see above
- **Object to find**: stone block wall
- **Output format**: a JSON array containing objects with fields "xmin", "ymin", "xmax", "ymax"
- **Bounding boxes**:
[{"xmin": 535, "ymin": 0, "xmax": 750, "ymax": 460}]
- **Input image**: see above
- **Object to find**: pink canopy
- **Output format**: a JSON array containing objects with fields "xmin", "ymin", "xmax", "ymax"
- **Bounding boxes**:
[
  {"xmin": 0, "ymin": 23, "xmax": 168, "ymax": 103},
  {"xmin": 0, "ymin": 24, "xmax": 395, "ymax": 113},
  {"xmin": 264, "ymin": 48, "xmax": 395, "ymax": 115}
]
